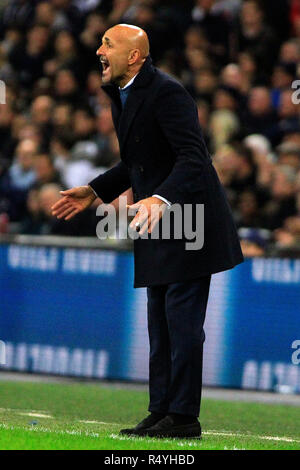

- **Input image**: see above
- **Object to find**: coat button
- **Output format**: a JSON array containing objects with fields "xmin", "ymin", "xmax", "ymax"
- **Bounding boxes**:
[
  {"xmin": 139, "ymin": 165, "xmax": 144, "ymax": 172},
  {"xmin": 135, "ymin": 136, "xmax": 140, "ymax": 142}
]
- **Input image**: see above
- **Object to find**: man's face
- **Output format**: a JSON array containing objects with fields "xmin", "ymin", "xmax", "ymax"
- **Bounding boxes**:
[
  {"xmin": 40, "ymin": 189, "xmax": 60, "ymax": 217},
  {"xmin": 16, "ymin": 141, "xmax": 37, "ymax": 171},
  {"xmin": 96, "ymin": 29, "xmax": 131, "ymax": 84},
  {"xmin": 249, "ymin": 88, "xmax": 271, "ymax": 115},
  {"xmin": 241, "ymin": 1, "xmax": 262, "ymax": 27},
  {"xmin": 271, "ymin": 170, "xmax": 295, "ymax": 199},
  {"xmin": 34, "ymin": 155, "xmax": 54, "ymax": 181}
]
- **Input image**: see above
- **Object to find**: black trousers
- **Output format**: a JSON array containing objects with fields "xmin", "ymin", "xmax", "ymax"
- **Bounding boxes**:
[{"xmin": 147, "ymin": 276, "xmax": 211, "ymax": 418}]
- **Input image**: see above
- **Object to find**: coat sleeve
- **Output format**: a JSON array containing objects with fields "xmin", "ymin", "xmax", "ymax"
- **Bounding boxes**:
[
  {"xmin": 153, "ymin": 80, "xmax": 210, "ymax": 204},
  {"xmin": 88, "ymin": 161, "xmax": 131, "ymax": 203}
]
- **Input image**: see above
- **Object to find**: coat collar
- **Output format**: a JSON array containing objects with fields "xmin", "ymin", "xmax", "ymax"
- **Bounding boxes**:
[
  {"xmin": 101, "ymin": 56, "xmax": 156, "ymax": 153},
  {"xmin": 101, "ymin": 55, "xmax": 156, "ymax": 98}
]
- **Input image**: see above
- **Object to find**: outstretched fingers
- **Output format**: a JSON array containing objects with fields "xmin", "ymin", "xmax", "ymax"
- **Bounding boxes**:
[
  {"xmin": 65, "ymin": 208, "xmax": 80, "ymax": 221},
  {"xmin": 51, "ymin": 196, "xmax": 72, "ymax": 214},
  {"xmin": 55, "ymin": 204, "xmax": 77, "ymax": 220}
]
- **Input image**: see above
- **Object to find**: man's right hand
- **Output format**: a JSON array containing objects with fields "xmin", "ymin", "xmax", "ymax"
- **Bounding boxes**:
[{"xmin": 51, "ymin": 185, "xmax": 97, "ymax": 221}]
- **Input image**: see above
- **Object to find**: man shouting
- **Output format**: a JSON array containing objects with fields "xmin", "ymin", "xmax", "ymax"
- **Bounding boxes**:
[{"xmin": 52, "ymin": 24, "xmax": 243, "ymax": 439}]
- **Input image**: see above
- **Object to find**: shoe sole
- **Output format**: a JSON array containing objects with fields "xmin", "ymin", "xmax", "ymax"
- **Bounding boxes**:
[
  {"xmin": 146, "ymin": 432, "xmax": 202, "ymax": 439},
  {"xmin": 137, "ymin": 424, "xmax": 202, "ymax": 439},
  {"xmin": 120, "ymin": 428, "xmax": 151, "ymax": 436},
  {"xmin": 120, "ymin": 430, "xmax": 201, "ymax": 439}
]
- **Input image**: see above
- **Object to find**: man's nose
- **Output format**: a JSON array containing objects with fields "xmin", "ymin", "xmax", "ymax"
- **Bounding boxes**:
[{"xmin": 96, "ymin": 46, "xmax": 104, "ymax": 56}]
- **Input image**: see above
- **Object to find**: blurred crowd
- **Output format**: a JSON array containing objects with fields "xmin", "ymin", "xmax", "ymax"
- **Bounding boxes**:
[{"xmin": 0, "ymin": 0, "xmax": 300, "ymax": 255}]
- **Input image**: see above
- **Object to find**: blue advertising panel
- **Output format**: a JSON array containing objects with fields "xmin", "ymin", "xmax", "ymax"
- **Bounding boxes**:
[
  {"xmin": 218, "ymin": 258, "xmax": 300, "ymax": 391},
  {"xmin": 0, "ymin": 243, "xmax": 135, "ymax": 379},
  {"xmin": 0, "ymin": 242, "xmax": 300, "ymax": 392}
]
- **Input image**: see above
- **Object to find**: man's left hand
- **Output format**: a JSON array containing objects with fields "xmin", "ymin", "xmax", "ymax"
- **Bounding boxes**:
[{"xmin": 127, "ymin": 197, "xmax": 167, "ymax": 235}]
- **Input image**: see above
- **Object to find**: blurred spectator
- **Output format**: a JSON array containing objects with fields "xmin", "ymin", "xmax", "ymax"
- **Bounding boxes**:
[
  {"xmin": 214, "ymin": 145, "xmax": 237, "ymax": 190},
  {"xmin": 79, "ymin": 12, "xmax": 108, "ymax": 71},
  {"xmin": 32, "ymin": 153, "xmax": 63, "ymax": 189},
  {"xmin": 1, "ymin": 0, "xmax": 36, "ymax": 35},
  {"xmin": 242, "ymin": 87, "xmax": 278, "ymax": 139},
  {"xmin": 264, "ymin": 165, "xmax": 298, "ymax": 230},
  {"xmin": 227, "ymin": 142, "xmax": 257, "ymax": 193},
  {"xmin": 278, "ymin": 88, "xmax": 300, "ymax": 123},
  {"xmin": 48, "ymin": 0, "xmax": 83, "ymax": 35},
  {"xmin": 73, "ymin": 107, "xmax": 97, "ymax": 142},
  {"xmin": 282, "ymin": 126, "xmax": 300, "ymax": 146},
  {"xmin": 34, "ymin": 2, "xmax": 56, "ymax": 29},
  {"xmin": 260, "ymin": 0, "xmax": 290, "ymax": 43},
  {"xmin": 99, "ymin": 131, "xmax": 121, "ymax": 168},
  {"xmin": 44, "ymin": 30, "xmax": 81, "ymax": 80},
  {"xmin": 209, "ymin": 109, "xmax": 240, "ymax": 151},
  {"xmin": 31, "ymin": 95, "xmax": 54, "ymax": 125},
  {"xmin": 238, "ymin": 51, "xmax": 257, "ymax": 88},
  {"xmin": 213, "ymin": 85, "xmax": 241, "ymax": 113},
  {"xmin": 30, "ymin": 95, "xmax": 54, "ymax": 147},
  {"xmin": 54, "ymin": 68, "xmax": 82, "ymax": 106},
  {"xmin": 190, "ymin": 68, "xmax": 218, "ymax": 102},
  {"xmin": 279, "ymin": 39, "xmax": 300, "ymax": 65},
  {"xmin": 235, "ymin": 0, "xmax": 279, "ymax": 76},
  {"xmin": 271, "ymin": 62, "xmax": 297, "ymax": 109},
  {"xmin": 276, "ymin": 142, "xmax": 300, "ymax": 170},
  {"xmin": 0, "ymin": 138, "xmax": 38, "ymax": 221},
  {"xmin": 9, "ymin": 24, "xmax": 51, "ymax": 89},
  {"xmin": 274, "ymin": 89, "xmax": 300, "ymax": 144},
  {"xmin": 221, "ymin": 63, "xmax": 248, "ymax": 95},
  {"xmin": 38, "ymin": 183, "xmax": 64, "ymax": 233},
  {"xmin": 96, "ymin": 105, "xmax": 115, "ymax": 145},
  {"xmin": 243, "ymin": 134, "xmax": 274, "ymax": 188},
  {"xmin": 62, "ymin": 142, "xmax": 104, "ymax": 188},
  {"xmin": 0, "ymin": 103, "xmax": 15, "ymax": 162},
  {"xmin": 235, "ymin": 189, "xmax": 263, "ymax": 228},
  {"xmin": 74, "ymin": 0, "xmax": 102, "ymax": 14},
  {"xmin": 238, "ymin": 227, "xmax": 270, "ymax": 256},
  {"xmin": 52, "ymin": 102, "xmax": 73, "ymax": 134},
  {"xmin": 290, "ymin": 0, "xmax": 300, "ymax": 37},
  {"xmin": 191, "ymin": 0, "xmax": 231, "ymax": 64},
  {"xmin": 50, "ymin": 134, "xmax": 74, "ymax": 178},
  {"xmin": 19, "ymin": 188, "xmax": 43, "ymax": 235},
  {"xmin": 5, "ymin": 139, "xmax": 38, "ymax": 191}
]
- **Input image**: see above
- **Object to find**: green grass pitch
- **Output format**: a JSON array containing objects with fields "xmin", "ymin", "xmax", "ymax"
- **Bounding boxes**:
[{"xmin": 0, "ymin": 379, "xmax": 299, "ymax": 450}]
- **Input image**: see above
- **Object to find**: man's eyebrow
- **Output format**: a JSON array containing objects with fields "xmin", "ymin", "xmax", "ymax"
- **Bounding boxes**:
[{"xmin": 103, "ymin": 36, "xmax": 113, "ymax": 45}]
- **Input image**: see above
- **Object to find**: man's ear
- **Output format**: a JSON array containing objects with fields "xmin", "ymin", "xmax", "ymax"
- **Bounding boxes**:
[{"xmin": 128, "ymin": 49, "xmax": 140, "ymax": 65}]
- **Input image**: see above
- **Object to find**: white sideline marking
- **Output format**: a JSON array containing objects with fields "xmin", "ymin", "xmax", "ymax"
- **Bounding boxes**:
[
  {"xmin": 18, "ymin": 412, "xmax": 54, "ymax": 419},
  {"xmin": 79, "ymin": 420, "xmax": 120, "ymax": 426},
  {"xmin": 0, "ymin": 423, "xmax": 100, "ymax": 439},
  {"xmin": 203, "ymin": 430, "xmax": 300, "ymax": 444},
  {"xmin": 0, "ymin": 408, "xmax": 54, "ymax": 419}
]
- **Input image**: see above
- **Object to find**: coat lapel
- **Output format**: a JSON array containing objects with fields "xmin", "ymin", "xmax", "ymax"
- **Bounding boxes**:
[
  {"xmin": 101, "ymin": 84, "xmax": 122, "ymax": 130},
  {"xmin": 101, "ymin": 56, "xmax": 156, "ymax": 153},
  {"xmin": 117, "ymin": 87, "xmax": 147, "ymax": 152}
]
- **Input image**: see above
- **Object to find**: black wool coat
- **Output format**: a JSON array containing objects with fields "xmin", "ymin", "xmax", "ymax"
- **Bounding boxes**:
[{"xmin": 89, "ymin": 56, "xmax": 244, "ymax": 287}]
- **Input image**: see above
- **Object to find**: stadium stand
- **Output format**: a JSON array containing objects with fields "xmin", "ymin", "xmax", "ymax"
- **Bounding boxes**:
[{"xmin": 0, "ymin": 0, "xmax": 299, "ymax": 256}]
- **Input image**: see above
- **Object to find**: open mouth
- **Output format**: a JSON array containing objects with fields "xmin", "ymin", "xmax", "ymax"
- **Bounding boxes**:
[{"xmin": 100, "ymin": 56, "xmax": 110, "ymax": 74}]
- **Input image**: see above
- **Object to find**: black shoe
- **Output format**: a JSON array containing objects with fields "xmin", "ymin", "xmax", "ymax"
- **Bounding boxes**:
[
  {"xmin": 120, "ymin": 412, "xmax": 165, "ymax": 436},
  {"xmin": 141, "ymin": 415, "xmax": 201, "ymax": 439}
]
